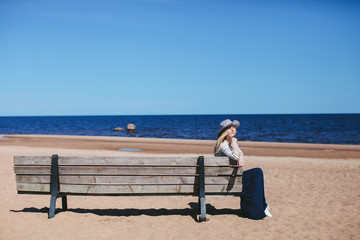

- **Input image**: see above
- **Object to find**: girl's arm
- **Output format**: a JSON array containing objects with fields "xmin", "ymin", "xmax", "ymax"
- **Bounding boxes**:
[
  {"xmin": 237, "ymin": 145, "xmax": 245, "ymax": 167},
  {"xmin": 220, "ymin": 139, "xmax": 244, "ymax": 167}
]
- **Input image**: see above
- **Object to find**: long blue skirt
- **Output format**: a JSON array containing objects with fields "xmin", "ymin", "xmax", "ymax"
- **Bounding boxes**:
[{"xmin": 239, "ymin": 168, "xmax": 267, "ymax": 220}]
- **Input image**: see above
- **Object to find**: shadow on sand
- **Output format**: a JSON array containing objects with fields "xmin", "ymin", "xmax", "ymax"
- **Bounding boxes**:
[{"xmin": 11, "ymin": 202, "xmax": 245, "ymax": 222}]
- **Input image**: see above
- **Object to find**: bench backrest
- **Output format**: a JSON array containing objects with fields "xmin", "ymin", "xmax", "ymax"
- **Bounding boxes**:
[{"xmin": 14, "ymin": 155, "xmax": 242, "ymax": 196}]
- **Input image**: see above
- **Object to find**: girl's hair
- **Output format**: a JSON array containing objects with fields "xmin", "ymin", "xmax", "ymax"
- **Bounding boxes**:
[{"xmin": 214, "ymin": 128, "xmax": 230, "ymax": 155}]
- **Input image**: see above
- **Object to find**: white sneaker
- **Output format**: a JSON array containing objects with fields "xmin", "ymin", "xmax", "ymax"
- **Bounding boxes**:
[{"xmin": 264, "ymin": 206, "xmax": 272, "ymax": 217}]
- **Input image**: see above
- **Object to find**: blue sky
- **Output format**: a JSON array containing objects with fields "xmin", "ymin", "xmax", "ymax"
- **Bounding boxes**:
[{"xmin": 1, "ymin": 0, "xmax": 359, "ymax": 116}]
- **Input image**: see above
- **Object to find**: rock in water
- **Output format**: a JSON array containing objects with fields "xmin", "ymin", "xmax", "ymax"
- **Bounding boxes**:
[{"xmin": 126, "ymin": 124, "xmax": 136, "ymax": 133}]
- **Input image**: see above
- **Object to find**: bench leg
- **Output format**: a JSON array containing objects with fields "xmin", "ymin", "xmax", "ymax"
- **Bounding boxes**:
[
  {"xmin": 62, "ymin": 195, "xmax": 68, "ymax": 211},
  {"xmin": 48, "ymin": 195, "xmax": 67, "ymax": 218},
  {"xmin": 49, "ymin": 154, "xmax": 60, "ymax": 219},
  {"xmin": 198, "ymin": 196, "xmax": 207, "ymax": 222},
  {"xmin": 49, "ymin": 195, "xmax": 57, "ymax": 219},
  {"xmin": 197, "ymin": 156, "xmax": 207, "ymax": 222}
]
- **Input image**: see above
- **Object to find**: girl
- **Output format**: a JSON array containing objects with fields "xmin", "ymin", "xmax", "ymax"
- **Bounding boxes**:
[{"xmin": 214, "ymin": 119, "xmax": 272, "ymax": 219}]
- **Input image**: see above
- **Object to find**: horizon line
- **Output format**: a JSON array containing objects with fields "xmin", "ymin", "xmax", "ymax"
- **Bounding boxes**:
[{"xmin": 0, "ymin": 113, "xmax": 359, "ymax": 117}]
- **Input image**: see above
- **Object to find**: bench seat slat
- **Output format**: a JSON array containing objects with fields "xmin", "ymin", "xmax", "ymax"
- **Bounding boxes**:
[
  {"xmin": 15, "ymin": 175, "xmax": 242, "ymax": 185},
  {"xmin": 14, "ymin": 166, "xmax": 51, "ymax": 175},
  {"xmin": 59, "ymin": 166, "xmax": 237, "ymax": 175},
  {"xmin": 14, "ymin": 156, "xmax": 52, "ymax": 165},
  {"xmin": 16, "ymin": 175, "xmax": 50, "ymax": 183},
  {"xmin": 17, "ymin": 183, "xmax": 50, "ymax": 193},
  {"xmin": 16, "ymin": 183, "xmax": 242, "ymax": 194},
  {"xmin": 59, "ymin": 184, "xmax": 243, "ymax": 194},
  {"xmin": 14, "ymin": 156, "xmax": 235, "ymax": 166},
  {"xmin": 14, "ymin": 166, "xmax": 239, "ymax": 176},
  {"xmin": 59, "ymin": 175, "xmax": 242, "ymax": 185}
]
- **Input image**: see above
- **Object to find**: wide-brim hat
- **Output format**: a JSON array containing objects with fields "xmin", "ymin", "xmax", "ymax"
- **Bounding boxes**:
[{"xmin": 217, "ymin": 119, "xmax": 240, "ymax": 137}]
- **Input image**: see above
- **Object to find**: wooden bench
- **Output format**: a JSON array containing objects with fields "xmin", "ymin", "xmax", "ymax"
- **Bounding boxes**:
[{"xmin": 14, "ymin": 155, "xmax": 242, "ymax": 221}]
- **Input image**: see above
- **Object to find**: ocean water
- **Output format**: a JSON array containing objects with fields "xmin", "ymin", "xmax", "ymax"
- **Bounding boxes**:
[{"xmin": 0, "ymin": 114, "xmax": 359, "ymax": 145}]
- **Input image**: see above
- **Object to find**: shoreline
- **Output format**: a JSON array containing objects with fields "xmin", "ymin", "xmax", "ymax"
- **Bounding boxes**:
[{"xmin": 1, "ymin": 134, "xmax": 360, "ymax": 159}]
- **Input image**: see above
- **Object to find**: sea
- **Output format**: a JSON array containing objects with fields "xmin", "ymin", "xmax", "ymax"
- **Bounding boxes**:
[{"xmin": 0, "ymin": 114, "xmax": 359, "ymax": 145}]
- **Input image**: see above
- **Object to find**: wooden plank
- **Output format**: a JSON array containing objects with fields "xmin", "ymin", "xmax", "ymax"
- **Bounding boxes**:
[
  {"xmin": 205, "ymin": 184, "xmax": 242, "ymax": 193},
  {"xmin": 14, "ymin": 156, "xmax": 234, "ymax": 167},
  {"xmin": 206, "ymin": 176, "xmax": 242, "ymax": 185},
  {"xmin": 59, "ymin": 166, "xmax": 238, "ymax": 176},
  {"xmin": 60, "ymin": 175, "xmax": 242, "ymax": 185},
  {"xmin": 62, "ymin": 175, "xmax": 196, "ymax": 184},
  {"xmin": 14, "ymin": 165, "xmax": 240, "ymax": 176},
  {"xmin": 58, "ymin": 156, "xmax": 200, "ymax": 166},
  {"xmin": 16, "ymin": 182, "xmax": 242, "ymax": 194},
  {"xmin": 14, "ymin": 166, "xmax": 51, "ymax": 175},
  {"xmin": 58, "ymin": 166, "xmax": 198, "ymax": 175},
  {"xmin": 60, "ymin": 184, "xmax": 195, "ymax": 194},
  {"xmin": 15, "ymin": 175, "xmax": 242, "ymax": 185},
  {"xmin": 14, "ymin": 156, "xmax": 52, "ymax": 165},
  {"xmin": 59, "ymin": 184, "xmax": 242, "ymax": 194},
  {"xmin": 17, "ymin": 183, "xmax": 50, "ymax": 193},
  {"xmin": 16, "ymin": 175, "xmax": 51, "ymax": 183}
]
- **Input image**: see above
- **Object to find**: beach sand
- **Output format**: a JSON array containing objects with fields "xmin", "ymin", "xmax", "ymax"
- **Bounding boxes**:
[{"xmin": 1, "ymin": 135, "xmax": 359, "ymax": 240}]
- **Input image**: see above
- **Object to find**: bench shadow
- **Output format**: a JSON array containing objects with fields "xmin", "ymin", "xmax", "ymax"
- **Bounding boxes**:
[{"xmin": 10, "ymin": 202, "xmax": 245, "ymax": 222}]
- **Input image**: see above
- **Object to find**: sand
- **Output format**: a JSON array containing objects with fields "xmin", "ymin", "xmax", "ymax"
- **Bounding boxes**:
[{"xmin": 1, "ymin": 134, "xmax": 359, "ymax": 240}]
